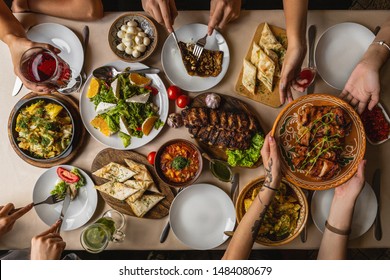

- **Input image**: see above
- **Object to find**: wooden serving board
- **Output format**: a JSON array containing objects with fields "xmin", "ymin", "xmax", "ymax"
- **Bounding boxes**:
[
  {"xmin": 235, "ymin": 23, "xmax": 287, "ymax": 108},
  {"xmin": 8, "ymin": 92, "xmax": 87, "ymax": 168},
  {"xmin": 91, "ymin": 148, "xmax": 174, "ymax": 219},
  {"xmin": 190, "ymin": 92, "xmax": 264, "ymax": 168}
]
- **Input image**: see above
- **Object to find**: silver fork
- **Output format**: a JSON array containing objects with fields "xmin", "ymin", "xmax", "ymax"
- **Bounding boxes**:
[
  {"xmin": 34, "ymin": 194, "xmax": 64, "ymax": 206},
  {"xmin": 192, "ymin": 34, "xmax": 208, "ymax": 60}
]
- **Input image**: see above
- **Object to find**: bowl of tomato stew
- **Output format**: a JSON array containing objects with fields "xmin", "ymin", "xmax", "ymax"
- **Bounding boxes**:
[{"xmin": 155, "ymin": 139, "xmax": 203, "ymax": 187}]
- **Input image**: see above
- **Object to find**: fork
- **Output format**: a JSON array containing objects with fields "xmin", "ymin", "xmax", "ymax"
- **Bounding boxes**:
[
  {"xmin": 192, "ymin": 34, "xmax": 208, "ymax": 60},
  {"xmin": 34, "ymin": 194, "xmax": 64, "ymax": 207}
]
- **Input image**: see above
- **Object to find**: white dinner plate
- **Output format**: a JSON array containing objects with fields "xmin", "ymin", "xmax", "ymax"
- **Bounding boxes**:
[
  {"xmin": 169, "ymin": 183, "xmax": 236, "ymax": 250},
  {"xmin": 27, "ymin": 23, "xmax": 84, "ymax": 75},
  {"xmin": 161, "ymin": 23, "xmax": 230, "ymax": 92},
  {"xmin": 33, "ymin": 165, "xmax": 98, "ymax": 231},
  {"xmin": 311, "ymin": 182, "xmax": 377, "ymax": 239},
  {"xmin": 315, "ymin": 22, "xmax": 375, "ymax": 90},
  {"xmin": 79, "ymin": 60, "xmax": 169, "ymax": 150}
]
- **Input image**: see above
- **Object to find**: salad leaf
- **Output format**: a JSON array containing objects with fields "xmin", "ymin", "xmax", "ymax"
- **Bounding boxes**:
[
  {"xmin": 50, "ymin": 180, "xmax": 67, "ymax": 199},
  {"xmin": 226, "ymin": 133, "xmax": 265, "ymax": 167},
  {"xmin": 71, "ymin": 168, "xmax": 86, "ymax": 189},
  {"xmin": 154, "ymin": 119, "xmax": 164, "ymax": 129},
  {"xmin": 119, "ymin": 132, "xmax": 131, "ymax": 148},
  {"xmin": 91, "ymin": 85, "xmax": 117, "ymax": 108}
]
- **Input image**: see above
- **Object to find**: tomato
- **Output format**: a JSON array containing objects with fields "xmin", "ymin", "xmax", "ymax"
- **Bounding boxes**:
[
  {"xmin": 147, "ymin": 151, "xmax": 156, "ymax": 165},
  {"xmin": 176, "ymin": 95, "xmax": 190, "ymax": 108},
  {"xmin": 57, "ymin": 167, "xmax": 80, "ymax": 183},
  {"xmin": 145, "ymin": 85, "xmax": 159, "ymax": 95},
  {"xmin": 167, "ymin": 85, "xmax": 183, "ymax": 100}
]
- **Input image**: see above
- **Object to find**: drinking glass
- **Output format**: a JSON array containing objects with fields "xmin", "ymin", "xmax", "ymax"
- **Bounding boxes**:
[
  {"xmin": 297, "ymin": 67, "xmax": 317, "ymax": 89},
  {"xmin": 19, "ymin": 47, "xmax": 81, "ymax": 94},
  {"xmin": 80, "ymin": 209, "xmax": 126, "ymax": 253}
]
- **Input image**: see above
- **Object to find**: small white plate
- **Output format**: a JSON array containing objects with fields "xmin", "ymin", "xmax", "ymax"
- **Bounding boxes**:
[
  {"xmin": 315, "ymin": 22, "xmax": 375, "ymax": 90},
  {"xmin": 161, "ymin": 23, "xmax": 230, "ymax": 92},
  {"xmin": 79, "ymin": 60, "xmax": 169, "ymax": 150},
  {"xmin": 33, "ymin": 165, "xmax": 98, "ymax": 231},
  {"xmin": 169, "ymin": 183, "xmax": 236, "ymax": 250},
  {"xmin": 27, "ymin": 23, "xmax": 84, "ymax": 76},
  {"xmin": 311, "ymin": 182, "xmax": 377, "ymax": 239},
  {"xmin": 364, "ymin": 103, "xmax": 390, "ymax": 145}
]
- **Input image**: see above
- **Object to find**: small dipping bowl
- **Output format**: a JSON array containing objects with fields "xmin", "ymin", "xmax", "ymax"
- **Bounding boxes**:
[{"xmin": 210, "ymin": 159, "xmax": 233, "ymax": 182}]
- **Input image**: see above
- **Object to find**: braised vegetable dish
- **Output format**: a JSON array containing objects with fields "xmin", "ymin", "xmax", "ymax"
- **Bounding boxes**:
[
  {"xmin": 292, "ymin": 105, "xmax": 351, "ymax": 179},
  {"xmin": 159, "ymin": 142, "xmax": 200, "ymax": 183},
  {"xmin": 244, "ymin": 182, "xmax": 301, "ymax": 241},
  {"xmin": 15, "ymin": 100, "xmax": 73, "ymax": 159}
]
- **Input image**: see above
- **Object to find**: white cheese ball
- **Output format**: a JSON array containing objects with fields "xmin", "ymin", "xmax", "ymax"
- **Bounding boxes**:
[
  {"xmin": 123, "ymin": 40, "xmax": 133, "ymax": 47},
  {"xmin": 120, "ymin": 24, "xmax": 127, "ymax": 31},
  {"xmin": 127, "ymin": 20, "xmax": 138, "ymax": 27},
  {"xmin": 127, "ymin": 26, "xmax": 137, "ymax": 34},
  {"xmin": 143, "ymin": 37, "xmax": 151, "ymax": 46},
  {"xmin": 116, "ymin": 43, "xmax": 125, "ymax": 51},
  {"xmin": 125, "ymin": 47, "xmax": 133, "ymax": 55},
  {"xmin": 117, "ymin": 30, "xmax": 125, "ymax": 39},
  {"xmin": 125, "ymin": 33, "xmax": 133, "ymax": 40},
  {"xmin": 122, "ymin": 37, "xmax": 131, "ymax": 43},
  {"xmin": 132, "ymin": 50, "xmax": 141, "ymax": 58},
  {"xmin": 136, "ymin": 27, "xmax": 142, "ymax": 32},
  {"xmin": 135, "ymin": 44, "xmax": 146, "ymax": 53},
  {"xmin": 137, "ymin": 32, "xmax": 147, "ymax": 37},
  {"xmin": 134, "ymin": 36, "xmax": 143, "ymax": 45}
]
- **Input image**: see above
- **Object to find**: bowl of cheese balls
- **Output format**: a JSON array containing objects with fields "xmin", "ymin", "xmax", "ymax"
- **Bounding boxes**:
[{"xmin": 108, "ymin": 13, "xmax": 158, "ymax": 62}]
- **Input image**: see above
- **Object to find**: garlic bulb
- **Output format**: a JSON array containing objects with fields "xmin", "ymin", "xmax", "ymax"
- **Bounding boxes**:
[
  {"xmin": 167, "ymin": 113, "xmax": 184, "ymax": 128},
  {"xmin": 205, "ymin": 93, "xmax": 221, "ymax": 109}
]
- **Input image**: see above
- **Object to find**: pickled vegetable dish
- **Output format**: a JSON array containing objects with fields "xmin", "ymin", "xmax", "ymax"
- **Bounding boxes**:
[
  {"xmin": 159, "ymin": 142, "xmax": 200, "ymax": 183},
  {"xmin": 15, "ymin": 100, "xmax": 72, "ymax": 159}
]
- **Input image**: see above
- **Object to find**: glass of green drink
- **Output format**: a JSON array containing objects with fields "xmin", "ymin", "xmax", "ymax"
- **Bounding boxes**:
[{"xmin": 80, "ymin": 209, "xmax": 126, "ymax": 253}]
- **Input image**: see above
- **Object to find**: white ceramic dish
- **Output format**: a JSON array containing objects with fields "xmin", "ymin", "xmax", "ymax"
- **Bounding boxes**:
[
  {"xmin": 33, "ymin": 165, "xmax": 98, "ymax": 231},
  {"xmin": 315, "ymin": 22, "xmax": 375, "ymax": 90},
  {"xmin": 169, "ymin": 183, "xmax": 236, "ymax": 250},
  {"xmin": 364, "ymin": 103, "xmax": 390, "ymax": 145},
  {"xmin": 79, "ymin": 60, "xmax": 168, "ymax": 150},
  {"xmin": 161, "ymin": 23, "xmax": 230, "ymax": 92},
  {"xmin": 311, "ymin": 182, "xmax": 377, "ymax": 239},
  {"xmin": 27, "ymin": 23, "xmax": 84, "ymax": 76}
]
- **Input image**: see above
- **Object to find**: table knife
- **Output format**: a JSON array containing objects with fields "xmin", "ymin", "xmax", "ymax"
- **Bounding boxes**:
[
  {"xmin": 12, "ymin": 77, "xmax": 23, "ymax": 96},
  {"xmin": 231, "ymin": 173, "xmax": 239, "ymax": 204},
  {"xmin": 372, "ymin": 169, "xmax": 382, "ymax": 241},
  {"xmin": 300, "ymin": 189, "xmax": 310, "ymax": 243},
  {"xmin": 56, "ymin": 192, "xmax": 71, "ymax": 233},
  {"xmin": 159, "ymin": 187, "xmax": 184, "ymax": 243},
  {"xmin": 79, "ymin": 25, "xmax": 89, "ymax": 87},
  {"xmin": 306, "ymin": 25, "xmax": 316, "ymax": 94}
]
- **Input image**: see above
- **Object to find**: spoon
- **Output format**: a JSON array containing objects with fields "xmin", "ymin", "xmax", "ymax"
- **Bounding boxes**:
[{"xmin": 92, "ymin": 66, "xmax": 160, "ymax": 80}]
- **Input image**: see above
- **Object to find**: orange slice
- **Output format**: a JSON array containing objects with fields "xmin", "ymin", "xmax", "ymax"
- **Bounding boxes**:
[
  {"xmin": 129, "ymin": 73, "xmax": 152, "ymax": 87},
  {"xmin": 90, "ymin": 115, "xmax": 111, "ymax": 136},
  {"xmin": 87, "ymin": 77, "xmax": 100, "ymax": 98},
  {"xmin": 142, "ymin": 116, "xmax": 158, "ymax": 136}
]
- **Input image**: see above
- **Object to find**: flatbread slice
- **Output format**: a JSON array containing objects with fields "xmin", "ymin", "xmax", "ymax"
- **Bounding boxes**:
[
  {"xmin": 127, "ymin": 194, "xmax": 165, "ymax": 217},
  {"xmin": 93, "ymin": 162, "xmax": 136, "ymax": 182},
  {"xmin": 259, "ymin": 23, "xmax": 285, "ymax": 54},
  {"xmin": 257, "ymin": 48, "xmax": 275, "ymax": 92},
  {"xmin": 95, "ymin": 181, "xmax": 139, "ymax": 200},
  {"xmin": 242, "ymin": 59, "xmax": 257, "ymax": 94},
  {"xmin": 264, "ymin": 48, "xmax": 280, "ymax": 77},
  {"xmin": 124, "ymin": 159, "xmax": 160, "ymax": 193},
  {"xmin": 125, "ymin": 189, "xmax": 146, "ymax": 203},
  {"xmin": 250, "ymin": 42, "xmax": 261, "ymax": 66}
]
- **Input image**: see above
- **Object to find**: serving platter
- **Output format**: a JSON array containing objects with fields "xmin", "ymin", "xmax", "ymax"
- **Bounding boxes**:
[
  {"xmin": 8, "ymin": 92, "xmax": 87, "ymax": 168},
  {"xmin": 33, "ymin": 165, "xmax": 98, "ymax": 231},
  {"xmin": 235, "ymin": 22, "xmax": 287, "ymax": 108},
  {"xmin": 271, "ymin": 94, "xmax": 366, "ymax": 190},
  {"xmin": 91, "ymin": 148, "xmax": 174, "ymax": 219},
  {"xmin": 189, "ymin": 92, "xmax": 264, "ymax": 168}
]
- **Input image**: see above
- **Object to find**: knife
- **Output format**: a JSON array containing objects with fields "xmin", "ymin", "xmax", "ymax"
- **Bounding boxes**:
[
  {"xmin": 80, "ymin": 25, "xmax": 89, "ymax": 85},
  {"xmin": 372, "ymin": 169, "xmax": 382, "ymax": 241},
  {"xmin": 231, "ymin": 173, "xmax": 239, "ymax": 204},
  {"xmin": 300, "ymin": 189, "xmax": 310, "ymax": 242},
  {"xmin": 56, "ymin": 192, "xmax": 71, "ymax": 233},
  {"xmin": 306, "ymin": 25, "xmax": 316, "ymax": 94},
  {"xmin": 12, "ymin": 77, "xmax": 23, "ymax": 96},
  {"xmin": 159, "ymin": 187, "xmax": 184, "ymax": 243}
]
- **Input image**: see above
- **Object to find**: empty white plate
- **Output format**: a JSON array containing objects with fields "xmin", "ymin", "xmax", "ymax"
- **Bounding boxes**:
[
  {"xmin": 311, "ymin": 182, "xmax": 377, "ymax": 239},
  {"xmin": 315, "ymin": 22, "xmax": 375, "ymax": 90},
  {"xmin": 169, "ymin": 183, "xmax": 236, "ymax": 250},
  {"xmin": 161, "ymin": 23, "xmax": 230, "ymax": 92},
  {"xmin": 33, "ymin": 165, "xmax": 98, "ymax": 231}
]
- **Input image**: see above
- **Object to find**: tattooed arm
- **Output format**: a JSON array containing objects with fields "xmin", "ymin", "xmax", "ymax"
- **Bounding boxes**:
[{"xmin": 223, "ymin": 134, "xmax": 281, "ymax": 260}]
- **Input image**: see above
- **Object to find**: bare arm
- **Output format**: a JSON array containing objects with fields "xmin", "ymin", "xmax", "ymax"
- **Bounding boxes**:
[
  {"xmin": 12, "ymin": 0, "xmax": 103, "ymax": 21},
  {"xmin": 318, "ymin": 160, "xmax": 366, "ymax": 260},
  {"xmin": 279, "ymin": 0, "xmax": 308, "ymax": 104},
  {"xmin": 223, "ymin": 135, "xmax": 281, "ymax": 260}
]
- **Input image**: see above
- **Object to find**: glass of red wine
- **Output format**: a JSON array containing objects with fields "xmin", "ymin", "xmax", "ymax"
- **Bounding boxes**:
[
  {"xmin": 297, "ymin": 67, "xmax": 317, "ymax": 90},
  {"xmin": 20, "ymin": 47, "xmax": 81, "ymax": 94}
]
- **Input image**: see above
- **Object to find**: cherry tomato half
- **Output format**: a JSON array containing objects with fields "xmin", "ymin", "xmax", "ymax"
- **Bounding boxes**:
[
  {"xmin": 167, "ymin": 85, "xmax": 183, "ymax": 100},
  {"xmin": 176, "ymin": 95, "xmax": 190, "ymax": 108},
  {"xmin": 145, "ymin": 85, "xmax": 159, "ymax": 95},
  {"xmin": 57, "ymin": 167, "xmax": 80, "ymax": 183},
  {"xmin": 147, "ymin": 151, "xmax": 156, "ymax": 165}
]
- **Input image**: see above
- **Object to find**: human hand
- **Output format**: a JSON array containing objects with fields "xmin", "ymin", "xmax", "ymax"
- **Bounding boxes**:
[
  {"xmin": 31, "ymin": 220, "xmax": 66, "ymax": 260},
  {"xmin": 142, "ymin": 0, "xmax": 178, "ymax": 33},
  {"xmin": 7, "ymin": 35, "xmax": 60, "ymax": 93},
  {"xmin": 208, "ymin": 0, "xmax": 241, "ymax": 35},
  {"xmin": 340, "ymin": 60, "xmax": 380, "ymax": 114},
  {"xmin": 11, "ymin": 0, "xmax": 29, "ymax": 12},
  {"xmin": 261, "ymin": 133, "xmax": 282, "ymax": 190},
  {"xmin": 279, "ymin": 44, "xmax": 306, "ymax": 104},
  {"xmin": 0, "ymin": 202, "xmax": 33, "ymax": 238}
]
